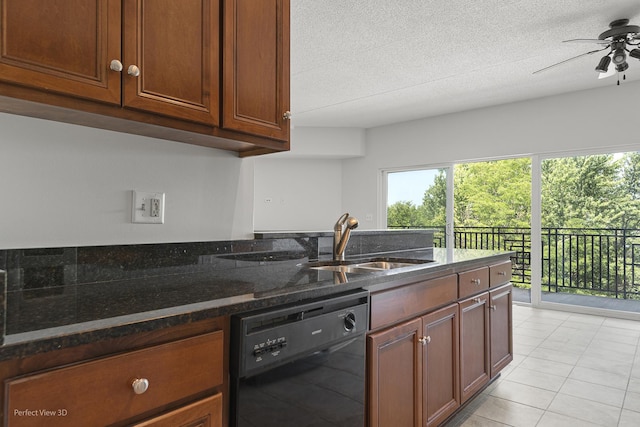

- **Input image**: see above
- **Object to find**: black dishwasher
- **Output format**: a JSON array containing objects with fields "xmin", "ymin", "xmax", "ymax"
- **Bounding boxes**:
[{"xmin": 230, "ymin": 289, "xmax": 369, "ymax": 427}]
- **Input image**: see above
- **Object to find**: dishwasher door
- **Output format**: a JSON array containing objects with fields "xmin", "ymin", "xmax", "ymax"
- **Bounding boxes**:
[
  {"xmin": 230, "ymin": 290, "xmax": 368, "ymax": 427},
  {"xmin": 233, "ymin": 334, "xmax": 365, "ymax": 427}
]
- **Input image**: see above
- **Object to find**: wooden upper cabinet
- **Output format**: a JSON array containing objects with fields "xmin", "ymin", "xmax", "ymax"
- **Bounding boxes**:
[
  {"xmin": 0, "ymin": 0, "xmax": 290, "ymax": 154},
  {"xmin": 122, "ymin": 0, "xmax": 220, "ymax": 124},
  {"xmin": 223, "ymin": 0, "xmax": 290, "ymax": 141},
  {"xmin": 0, "ymin": 0, "xmax": 121, "ymax": 104}
]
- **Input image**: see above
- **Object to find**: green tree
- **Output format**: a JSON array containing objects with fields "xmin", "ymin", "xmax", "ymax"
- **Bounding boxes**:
[
  {"xmin": 542, "ymin": 155, "xmax": 625, "ymax": 228},
  {"xmin": 420, "ymin": 169, "xmax": 447, "ymax": 226},
  {"xmin": 618, "ymin": 152, "xmax": 640, "ymax": 229},
  {"xmin": 387, "ymin": 201, "xmax": 423, "ymax": 228},
  {"xmin": 453, "ymin": 159, "xmax": 531, "ymax": 227}
]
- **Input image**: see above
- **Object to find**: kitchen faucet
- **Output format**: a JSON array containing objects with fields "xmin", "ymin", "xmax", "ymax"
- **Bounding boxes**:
[{"xmin": 334, "ymin": 213, "xmax": 359, "ymax": 261}]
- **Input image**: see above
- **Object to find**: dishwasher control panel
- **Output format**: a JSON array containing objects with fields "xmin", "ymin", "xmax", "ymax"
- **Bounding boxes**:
[{"xmin": 231, "ymin": 289, "xmax": 369, "ymax": 378}]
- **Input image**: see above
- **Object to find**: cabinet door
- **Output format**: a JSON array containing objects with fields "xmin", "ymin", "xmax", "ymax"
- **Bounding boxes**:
[
  {"xmin": 368, "ymin": 318, "xmax": 422, "ymax": 427},
  {"xmin": 490, "ymin": 283, "xmax": 513, "ymax": 377},
  {"xmin": 422, "ymin": 304, "xmax": 460, "ymax": 427},
  {"xmin": 122, "ymin": 0, "xmax": 220, "ymax": 125},
  {"xmin": 131, "ymin": 394, "xmax": 222, "ymax": 427},
  {"xmin": 0, "ymin": 0, "xmax": 121, "ymax": 104},
  {"xmin": 459, "ymin": 293, "xmax": 490, "ymax": 403},
  {"xmin": 222, "ymin": 0, "xmax": 290, "ymax": 141}
]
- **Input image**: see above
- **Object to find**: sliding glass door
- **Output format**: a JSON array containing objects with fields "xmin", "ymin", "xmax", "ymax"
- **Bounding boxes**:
[
  {"xmin": 384, "ymin": 167, "xmax": 452, "ymax": 247},
  {"xmin": 539, "ymin": 152, "xmax": 640, "ymax": 312}
]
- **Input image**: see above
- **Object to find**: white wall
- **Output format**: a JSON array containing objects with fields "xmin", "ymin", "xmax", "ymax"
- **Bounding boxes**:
[
  {"xmin": 253, "ymin": 127, "xmax": 366, "ymax": 231},
  {"xmin": 0, "ymin": 113, "xmax": 255, "ymax": 249},
  {"xmin": 7, "ymin": 80, "xmax": 640, "ymax": 247},
  {"xmin": 254, "ymin": 82, "xmax": 640, "ymax": 231},
  {"xmin": 253, "ymin": 158, "xmax": 342, "ymax": 231},
  {"xmin": 342, "ymin": 80, "xmax": 640, "ymax": 229}
]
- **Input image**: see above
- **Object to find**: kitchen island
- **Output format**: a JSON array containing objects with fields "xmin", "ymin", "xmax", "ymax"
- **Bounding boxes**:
[{"xmin": 0, "ymin": 230, "xmax": 513, "ymax": 426}]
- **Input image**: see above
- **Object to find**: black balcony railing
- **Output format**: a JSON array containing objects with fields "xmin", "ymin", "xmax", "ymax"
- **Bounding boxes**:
[{"xmin": 393, "ymin": 226, "xmax": 640, "ymax": 300}]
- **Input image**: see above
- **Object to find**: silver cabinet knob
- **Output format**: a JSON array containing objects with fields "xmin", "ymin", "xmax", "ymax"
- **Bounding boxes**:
[
  {"xmin": 497, "ymin": 271, "xmax": 506, "ymax": 276},
  {"xmin": 471, "ymin": 278, "xmax": 481, "ymax": 285},
  {"xmin": 282, "ymin": 111, "xmax": 292, "ymax": 120},
  {"xmin": 128, "ymin": 65, "xmax": 141, "ymax": 77},
  {"xmin": 418, "ymin": 336, "xmax": 431, "ymax": 345},
  {"xmin": 131, "ymin": 378, "xmax": 149, "ymax": 394},
  {"xmin": 491, "ymin": 305, "xmax": 497, "ymax": 311},
  {"xmin": 109, "ymin": 59, "xmax": 123, "ymax": 72}
]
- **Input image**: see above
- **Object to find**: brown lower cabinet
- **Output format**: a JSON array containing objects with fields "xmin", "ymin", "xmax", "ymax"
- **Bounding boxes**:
[
  {"xmin": 132, "ymin": 393, "xmax": 222, "ymax": 427},
  {"xmin": 367, "ymin": 262, "xmax": 513, "ymax": 427},
  {"xmin": 368, "ymin": 317, "xmax": 422, "ymax": 427},
  {"xmin": 459, "ymin": 293, "xmax": 490, "ymax": 403},
  {"xmin": 423, "ymin": 305, "xmax": 460, "ymax": 426},
  {"xmin": 368, "ymin": 303, "xmax": 460, "ymax": 427},
  {"xmin": 459, "ymin": 283, "xmax": 514, "ymax": 403},
  {"xmin": 490, "ymin": 283, "xmax": 514, "ymax": 377},
  {"xmin": 2, "ymin": 317, "xmax": 228, "ymax": 427}
]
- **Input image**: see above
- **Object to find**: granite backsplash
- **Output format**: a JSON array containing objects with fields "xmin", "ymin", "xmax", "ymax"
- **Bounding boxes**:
[{"xmin": 0, "ymin": 230, "xmax": 434, "ymax": 341}]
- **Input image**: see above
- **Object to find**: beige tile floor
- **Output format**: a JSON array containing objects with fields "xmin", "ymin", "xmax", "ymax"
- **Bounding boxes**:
[{"xmin": 443, "ymin": 304, "xmax": 640, "ymax": 427}]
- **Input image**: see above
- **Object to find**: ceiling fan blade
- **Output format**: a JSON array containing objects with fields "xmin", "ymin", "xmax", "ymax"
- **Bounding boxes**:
[
  {"xmin": 533, "ymin": 47, "xmax": 609, "ymax": 74},
  {"xmin": 563, "ymin": 38, "xmax": 611, "ymax": 45}
]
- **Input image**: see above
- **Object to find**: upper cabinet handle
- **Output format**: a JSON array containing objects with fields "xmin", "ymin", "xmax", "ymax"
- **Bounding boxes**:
[
  {"xmin": 128, "ymin": 65, "xmax": 141, "ymax": 77},
  {"xmin": 282, "ymin": 111, "xmax": 292, "ymax": 120},
  {"xmin": 109, "ymin": 59, "xmax": 123, "ymax": 72}
]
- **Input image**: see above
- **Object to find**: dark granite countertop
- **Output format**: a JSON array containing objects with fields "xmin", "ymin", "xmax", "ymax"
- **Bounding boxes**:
[{"xmin": 0, "ymin": 231, "xmax": 513, "ymax": 361}]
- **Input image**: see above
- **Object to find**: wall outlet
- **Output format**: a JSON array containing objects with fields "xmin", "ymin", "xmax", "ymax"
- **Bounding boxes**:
[{"xmin": 132, "ymin": 191, "xmax": 165, "ymax": 224}]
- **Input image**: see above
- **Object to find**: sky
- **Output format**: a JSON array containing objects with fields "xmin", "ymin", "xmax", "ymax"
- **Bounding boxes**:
[{"xmin": 387, "ymin": 169, "xmax": 439, "ymax": 206}]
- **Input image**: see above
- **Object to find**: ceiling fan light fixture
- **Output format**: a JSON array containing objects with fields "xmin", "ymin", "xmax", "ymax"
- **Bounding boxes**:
[
  {"xmin": 595, "ymin": 55, "xmax": 611, "ymax": 73},
  {"xmin": 612, "ymin": 48, "xmax": 627, "ymax": 64},
  {"xmin": 630, "ymin": 49, "xmax": 640, "ymax": 60},
  {"xmin": 616, "ymin": 62, "xmax": 629, "ymax": 72}
]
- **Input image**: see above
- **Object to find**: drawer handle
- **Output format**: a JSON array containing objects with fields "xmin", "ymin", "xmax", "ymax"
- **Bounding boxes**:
[
  {"xmin": 132, "ymin": 378, "xmax": 149, "ymax": 395},
  {"xmin": 471, "ymin": 278, "xmax": 481, "ymax": 285},
  {"xmin": 498, "ymin": 271, "xmax": 506, "ymax": 276}
]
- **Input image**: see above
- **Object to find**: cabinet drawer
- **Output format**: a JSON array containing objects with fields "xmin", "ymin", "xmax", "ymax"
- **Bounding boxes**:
[
  {"xmin": 5, "ymin": 331, "xmax": 223, "ymax": 427},
  {"xmin": 132, "ymin": 393, "xmax": 222, "ymax": 427},
  {"xmin": 458, "ymin": 267, "xmax": 489, "ymax": 298},
  {"xmin": 370, "ymin": 274, "xmax": 457, "ymax": 330},
  {"xmin": 490, "ymin": 260, "xmax": 512, "ymax": 287}
]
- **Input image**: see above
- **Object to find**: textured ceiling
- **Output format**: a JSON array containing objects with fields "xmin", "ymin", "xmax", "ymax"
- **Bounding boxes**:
[{"xmin": 290, "ymin": 0, "xmax": 640, "ymax": 128}]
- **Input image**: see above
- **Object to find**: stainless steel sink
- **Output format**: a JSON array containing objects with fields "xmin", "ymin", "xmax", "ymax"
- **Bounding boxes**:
[
  {"xmin": 304, "ymin": 257, "xmax": 436, "ymax": 273},
  {"xmin": 310, "ymin": 264, "xmax": 374, "ymax": 273},
  {"xmin": 355, "ymin": 260, "xmax": 422, "ymax": 269}
]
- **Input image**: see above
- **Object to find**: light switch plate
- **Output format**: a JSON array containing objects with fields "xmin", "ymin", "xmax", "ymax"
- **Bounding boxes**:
[{"xmin": 132, "ymin": 191, "xmax": 165, "ymax": 224}]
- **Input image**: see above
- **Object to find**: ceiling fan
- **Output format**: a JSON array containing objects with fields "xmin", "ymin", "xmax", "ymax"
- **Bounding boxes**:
[{"xmin": 534, "ymin": 19, "xmax": 640, "ymax": 84}]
